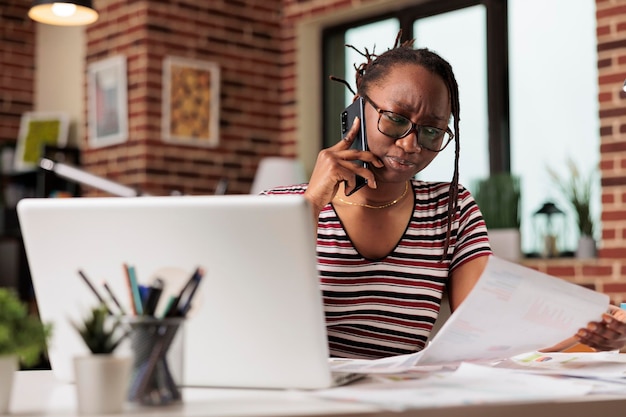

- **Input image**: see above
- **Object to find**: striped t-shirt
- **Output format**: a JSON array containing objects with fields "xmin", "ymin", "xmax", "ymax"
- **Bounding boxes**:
[{"xmin": 264, "ymin": 180, "xmax": 491, "ymax": 359}]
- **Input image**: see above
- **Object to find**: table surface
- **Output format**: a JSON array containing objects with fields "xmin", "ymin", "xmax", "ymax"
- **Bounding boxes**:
[{"xmin": 10, "ymin": 370, "xmax": 626, "ymax": 417}]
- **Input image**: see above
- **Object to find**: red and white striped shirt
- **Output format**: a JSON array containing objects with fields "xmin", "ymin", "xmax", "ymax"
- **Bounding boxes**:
[{"xmin": 264, "ymin": 180, "xmax": 491, "ymax": 359}]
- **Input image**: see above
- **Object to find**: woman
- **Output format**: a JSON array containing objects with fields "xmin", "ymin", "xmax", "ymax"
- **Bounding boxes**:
[{"xmin": 265, "ymin": 34, "xmax": 626, "ymax": 358}]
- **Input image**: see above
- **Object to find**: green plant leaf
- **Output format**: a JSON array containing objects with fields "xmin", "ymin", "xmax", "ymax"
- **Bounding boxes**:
[
  {"xmin": 72, "ymin": 304, "xmax": 127, "ymax": 354},
  {"xmin": 0, "ymin": 288, "xmax": 50, "ymax": 367},
  {"xmin": 473, "ymin": 173, "xmax": 521, "ymax": 230},
  {"xmin": 547, "ymin": 158, "xmax": 595, "ymax": 237}
]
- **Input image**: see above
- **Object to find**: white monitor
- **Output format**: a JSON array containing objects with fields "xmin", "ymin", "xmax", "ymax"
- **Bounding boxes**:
[{"xmin": 18, "ymin": 194, "xmax": 338, "ymax": 389}]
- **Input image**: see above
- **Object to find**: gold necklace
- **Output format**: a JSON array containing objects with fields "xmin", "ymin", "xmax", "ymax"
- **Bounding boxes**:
[{"xmin": 336, "ymin": 181, "xmax": 409, "ymax": 209}]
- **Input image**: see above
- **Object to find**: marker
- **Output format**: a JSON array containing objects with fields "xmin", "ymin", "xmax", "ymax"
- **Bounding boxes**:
[
  {"xmin": 160, "ymin": 295, "xmax": 177, "ymax": 319},
  {"xmin": 143, "ymin": 278, "xmax": 164, "ymax": 317},
  {"xmin": 127, "ymin": 264, "xmax": 144, "ymax": 316}
]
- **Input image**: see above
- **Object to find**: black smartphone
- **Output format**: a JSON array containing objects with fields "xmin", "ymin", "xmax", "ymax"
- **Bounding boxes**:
[{"xmin": 340, "ymin": 97, "xmax": 369, "ymax": 196}]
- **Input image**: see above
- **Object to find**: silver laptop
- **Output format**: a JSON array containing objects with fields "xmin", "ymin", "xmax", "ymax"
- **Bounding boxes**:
[{"xmin": 18, "ymin": 194, "xmax": 357, "ymax": 390}]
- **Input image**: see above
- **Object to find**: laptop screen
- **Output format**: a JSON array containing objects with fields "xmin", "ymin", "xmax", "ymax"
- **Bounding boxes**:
[{"xmin": 18, "ymin": 194, "xmax": 334, "ymax": 389}]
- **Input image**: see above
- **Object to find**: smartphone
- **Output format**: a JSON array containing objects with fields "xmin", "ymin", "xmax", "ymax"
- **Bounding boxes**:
[{"xmin": 340, "ymin": 97, "xmax": 369, "ymax": 196}]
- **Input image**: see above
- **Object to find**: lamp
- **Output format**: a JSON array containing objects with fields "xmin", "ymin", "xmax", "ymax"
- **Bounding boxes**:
[
  {"xmin": 533, "ymin": 201, "xmax": 565, "ymax": 258},
  {"xmin": 28, "ymin": 0, "xmax": 98, "ymax": 26},
  {"xmin": 250, "ymin": 157, "xmax": 307, "ymax": 195}
]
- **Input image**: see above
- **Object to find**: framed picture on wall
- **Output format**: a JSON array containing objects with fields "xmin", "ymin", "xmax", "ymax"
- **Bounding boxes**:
[
  {"xmin": 162, "ymin": 56, "xmax": 220, "ymax": 147},
  {"xmin": 14, "ymin": 111, "xmax": 70, "ymax": 172},
  {"xmin": 87, "ymin": 55, "xmax": 128, "ymax": 148}
]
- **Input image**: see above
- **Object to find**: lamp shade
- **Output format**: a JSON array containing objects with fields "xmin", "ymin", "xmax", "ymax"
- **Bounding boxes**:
[
  {"xmin": 250, "ymin": 157, "xmax": 307, "ymax": 195},
  {"xmin": 28, "ymin": 0, "xmax": 98, "ymax": 26}
]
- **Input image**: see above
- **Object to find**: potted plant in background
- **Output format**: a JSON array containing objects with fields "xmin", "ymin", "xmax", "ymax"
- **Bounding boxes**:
[
  {"xmin": 72, "ymin": 304, "xmax": 131, "ymax": 415},
  {"xmin": 473, "ymin": 173, "xmax": 522, "ymax": 261},
  {"xmin": 548, "ymin": 158, "xmax": 597, "ymax": 258},
  {"xmin": 0, "ymin": 288, "xmax": 50, "ymax": 414}
]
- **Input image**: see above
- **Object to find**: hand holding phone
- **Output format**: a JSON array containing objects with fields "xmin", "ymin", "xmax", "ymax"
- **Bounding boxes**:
[{"xmin": 340, "ymin": 97, "xmax": 369, "ymax": 196}]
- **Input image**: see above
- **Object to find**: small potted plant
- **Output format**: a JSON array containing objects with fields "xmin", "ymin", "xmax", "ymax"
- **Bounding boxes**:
[
  {"xmin": 72, "ymin": 304, "xmax": 132, "ymax": 414},
  {"xmin": 473, "ymin": 172, "xmax": 522, "ymax": 261},
  {"xmin": 547, "ymin": 158, "xmax": 596, "ymax": 258},
  {"xmin": 0, "ymin": 288, "xmax": 50, "ymax": 414},
  {"xmin": 72, "ymin": 304, "xmax": 127, "ymax": 354}
]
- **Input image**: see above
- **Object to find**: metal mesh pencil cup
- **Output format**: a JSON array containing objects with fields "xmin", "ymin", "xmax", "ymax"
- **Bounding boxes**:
[{"xmin": 125, "ymin": 317, "xmax": 185, "ymax": 406}]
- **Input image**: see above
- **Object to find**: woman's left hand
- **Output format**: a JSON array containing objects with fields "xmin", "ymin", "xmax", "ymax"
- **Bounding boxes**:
[{"xmin": 575, "ymin": 305, "xmax": 626, "ymax": 351}]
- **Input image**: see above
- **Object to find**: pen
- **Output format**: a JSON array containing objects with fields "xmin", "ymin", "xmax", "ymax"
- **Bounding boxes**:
[
  {"xmin": 77, "ymin": 269, "xmax": 112, "ymax": 314},
  {"xmin": 165, "ymin": 267, "xmax": 204, "ymax": 318},
  {"xmin": 103, "ymin": 281, "xmax": 126, "ymax": 315},
  {"xmin": 176, "ymin": 267, "xmax": 205, "ymax": 317}
]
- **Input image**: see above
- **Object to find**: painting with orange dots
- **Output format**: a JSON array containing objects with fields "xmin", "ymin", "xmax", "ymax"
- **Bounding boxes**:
[{"xmin": 162, "ymin": 57, "xmax": 220, "ymax": 147}]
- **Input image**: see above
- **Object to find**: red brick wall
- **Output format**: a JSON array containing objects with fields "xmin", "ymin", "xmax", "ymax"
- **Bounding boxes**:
[
  {"xmin": 81, "ymin": 0, "xmax": 374, "ymax": 196},
  {"xmin": 83, "ymin": 0, "xmax": 285, "ymax": 196},
  {"xmin": 0, "ymin": 0, "xmax": 34, "ymax": 147}
]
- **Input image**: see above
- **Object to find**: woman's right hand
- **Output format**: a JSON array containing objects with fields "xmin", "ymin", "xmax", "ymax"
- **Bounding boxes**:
[{"xmin": 304, "ymin": 117, "xmax": 383, "ymax": 216}]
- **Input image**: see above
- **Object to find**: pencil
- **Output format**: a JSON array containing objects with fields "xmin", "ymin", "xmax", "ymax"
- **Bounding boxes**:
[
  {"xmin": 77, "ymin": 269, "xmax": 112, "ymax": 314},
  {"xmin": 103, "ymin": 281, "xmax": 126, "ymax": 315},
  {"xmin": 123, "ymin": 263, "xmax": 137, "ymax": 315}
]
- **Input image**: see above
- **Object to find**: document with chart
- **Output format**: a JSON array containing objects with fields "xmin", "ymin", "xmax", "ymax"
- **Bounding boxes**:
[{"xmin": 330, "ymin": 256, "xmax": 610, "ymax": 374}]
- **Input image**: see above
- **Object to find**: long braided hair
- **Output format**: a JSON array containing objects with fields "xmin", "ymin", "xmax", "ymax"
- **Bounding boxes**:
[{"xmin": 333, "ymin": 32, "xmax": 461, "ymax": 259}]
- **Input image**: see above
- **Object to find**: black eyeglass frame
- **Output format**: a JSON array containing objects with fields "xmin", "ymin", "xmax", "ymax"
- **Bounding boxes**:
[{"xmin": 362, "ymin": 95, "xmax": 454, "ymax": 153}]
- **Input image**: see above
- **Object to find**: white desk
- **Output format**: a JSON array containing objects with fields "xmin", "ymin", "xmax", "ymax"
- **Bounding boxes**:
[{"xmin": 10, "ymin": 370, "xmax": 626, "ymax": 417}]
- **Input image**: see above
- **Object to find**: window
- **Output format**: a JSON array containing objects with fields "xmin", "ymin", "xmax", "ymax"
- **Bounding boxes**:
[
  {"xmin": 321, "ymin": 0, "xmax": 599, "ymax": 256},
  {"xmin": 509, "ymin": 0, "xmax": 599, "ymax": 254}
]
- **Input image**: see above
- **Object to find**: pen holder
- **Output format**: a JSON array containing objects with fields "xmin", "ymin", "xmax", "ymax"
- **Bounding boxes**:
[{"xmin": 125, "ymin": 317, "xmax": 185, "ymax": 406}]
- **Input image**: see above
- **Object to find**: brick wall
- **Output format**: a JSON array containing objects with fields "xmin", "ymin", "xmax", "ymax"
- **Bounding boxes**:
[
  {"xmin": 4, "ymin": 0, "xmax": 626, "ymax": 301},
  {"xmin": 83, "ymin": 0, "xmax": 285, "ymax": 196},
  {"xmin": 0, "ymin": 0, "xmax": 34, "ymax": 147}
]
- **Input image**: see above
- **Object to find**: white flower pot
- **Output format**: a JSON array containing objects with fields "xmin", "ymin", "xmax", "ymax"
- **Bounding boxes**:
[
  {"xmin": 0, "ymin": 354, "xmax": 18, "ymax": 414},
  {"xmin": 73, "ymin": 354, "xmax": 132, "ymax": 415},
  {"xmin": 488, "ymin": 228, "xmax": 522, "ymax": 261},
  {"xmin": 576, "ymin": 235, "xmax": 597, "ymax": 259}
]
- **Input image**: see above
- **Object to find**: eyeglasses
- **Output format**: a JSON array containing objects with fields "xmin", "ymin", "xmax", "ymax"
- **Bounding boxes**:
[{"xmin": 363, "ymin": 96, "xmax": 454, "ymax": 152}]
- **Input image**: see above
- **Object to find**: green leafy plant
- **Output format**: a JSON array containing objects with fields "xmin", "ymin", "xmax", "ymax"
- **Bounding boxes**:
[
  {"xmin": 72, "ymin": 304, "xmax": 127, "ymax": 354},
  {"xmin": 473, "ymin": 173, "xmax": 521, "ymax": 229},
  {"xmin": 0, "ymin": 288, "xmax": 50, "ymax": 367},
  {"xmin": 547, "ymin": 158, "xmax": 595, "ymax": 237}
]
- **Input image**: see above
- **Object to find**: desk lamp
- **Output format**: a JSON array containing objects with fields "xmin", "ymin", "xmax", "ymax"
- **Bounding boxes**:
[{"xmin": 39, "ymin": 158, "xmax": 142, "ymax": 197}]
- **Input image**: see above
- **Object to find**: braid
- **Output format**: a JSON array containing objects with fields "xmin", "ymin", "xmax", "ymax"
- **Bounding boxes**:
[{"xmin": 335, "ymin": 31, "xmax": 462, "ymax": 260}]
